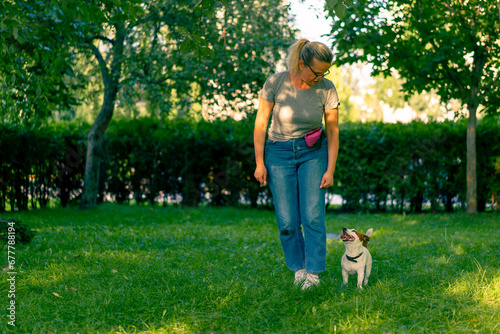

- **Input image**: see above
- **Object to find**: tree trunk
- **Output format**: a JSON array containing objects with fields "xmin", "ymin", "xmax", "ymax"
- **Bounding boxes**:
[
  {"xmin": 466, "ymin": 105, "xmax": 478, "ymax": 214},
  {"xmin": 80, "ymin": 25, "xmax": 126, "ymax": 209},
  {"xmin": 80, "ymin": 104, "xmax": 113, "ymax": 209},
  {"xmin": 492, "ymin": 192, "xmax": 498, "ymax": 212}
]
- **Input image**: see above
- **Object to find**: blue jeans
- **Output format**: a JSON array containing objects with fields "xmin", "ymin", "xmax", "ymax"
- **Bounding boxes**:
[{"xmin": 265, "ymin": 138, "xmax": 328, "ymax": 274}]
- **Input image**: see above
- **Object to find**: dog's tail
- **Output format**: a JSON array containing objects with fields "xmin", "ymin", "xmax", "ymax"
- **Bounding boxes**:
[{"xmin": 362, "ymin": 228, "xmax": 373, "ymax": 247}]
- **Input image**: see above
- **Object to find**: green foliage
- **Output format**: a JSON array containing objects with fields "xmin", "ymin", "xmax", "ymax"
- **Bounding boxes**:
[
  {"xmin": 477, "ymin": 116, "xmax": 500, "ymax": 210},
  {"xmin": 0, "ymin": 0, "xmax": 87, "ymax": 124},
  {"xmin": 1, "ymin": 118, "xmax": 499, "ymax": 212},
  {"xmin": 120, "ymin": 0, "xmax": 295, "ymax": 119},
  {"xmin": 1, "ymin": 0, "xmax": 295, "ymax": 124},
  {"xmin": 336, "ymin": 120, "xmax": 470, "ymax": 212},
  {"xmin": 0, "ymin": 122, "xmax": 89, "ymax": 211},
  {"xmin": 102, "ymin": 117, "xmax": 263, "ymax": 207},
  {"xmin": 0, "ymin": 216, "xmax": 35, "ymax": 245},
  {"xmin": 3, "ymin": 205, "xmax": 499, "ymax": 333},
  {"xmin": 329, "ymin": 0, "xmax": 500, "ymax": 115},
  {"xmin": 326, "ymin": 0, "xmax": 353, "ymax": 19}
]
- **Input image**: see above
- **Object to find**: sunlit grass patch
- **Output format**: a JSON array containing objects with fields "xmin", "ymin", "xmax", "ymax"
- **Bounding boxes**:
[{"xmin": 447, "ymin": 260, "xmax": 500, "ymax": 306}]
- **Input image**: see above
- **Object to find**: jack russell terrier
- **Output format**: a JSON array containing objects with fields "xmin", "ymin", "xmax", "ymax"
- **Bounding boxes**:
[{"xmin": 340, "ymin": 228, "xmax": 373, "ymax": 289}]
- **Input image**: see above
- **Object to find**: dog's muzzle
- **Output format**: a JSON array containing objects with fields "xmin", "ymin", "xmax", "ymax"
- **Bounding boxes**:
[
  {"xmin": 340, "ymin": 228, "xmax": 355, "ymax": 242},
  {"xmin": 340, "ymin": 233, "xmax": 355, "ymax": 242}
]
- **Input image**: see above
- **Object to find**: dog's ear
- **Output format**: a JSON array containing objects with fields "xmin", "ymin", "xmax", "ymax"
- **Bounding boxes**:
[
  {"xmin": 361, "ymin": 233, "xmax": 370, "ymax": 247},
  {"xmin": 366, "ymin": 228, "xmax": 373, "ymax": 238}
]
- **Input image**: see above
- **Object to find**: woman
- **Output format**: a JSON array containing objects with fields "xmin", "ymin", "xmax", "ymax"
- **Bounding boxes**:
[{"xmin": 254, "ymin": 39, "xmax": 339, "ymax": 290}]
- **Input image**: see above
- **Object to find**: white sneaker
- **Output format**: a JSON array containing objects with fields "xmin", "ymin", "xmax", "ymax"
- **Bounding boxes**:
[
  {"xmin": 294, "ymin": 269, "xmax": 307, "ymax": 286},
  {"xmin": 301, "ymin": 273, "xmax": 320, "ymax": 290}
]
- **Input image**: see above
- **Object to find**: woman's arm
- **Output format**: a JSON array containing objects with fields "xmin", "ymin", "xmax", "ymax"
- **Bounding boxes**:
[
  {"xmin": 254, "ymin": 96, "xmax": 274, "ymax": 185},
  {"xmin": 320, "ymin": 107, "xmax": 339, "ymax": 188}
]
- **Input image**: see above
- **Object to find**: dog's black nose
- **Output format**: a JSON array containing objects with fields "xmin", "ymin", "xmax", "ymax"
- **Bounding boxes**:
[{"xmin": 342, "ymin": 228, "xmax": 347, "ymax": 233}]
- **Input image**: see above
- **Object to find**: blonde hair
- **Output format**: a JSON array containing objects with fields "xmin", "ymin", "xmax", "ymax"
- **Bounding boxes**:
[{"xmin": 286, "ymin": 39, "xmax": 333, "ymax": 74}]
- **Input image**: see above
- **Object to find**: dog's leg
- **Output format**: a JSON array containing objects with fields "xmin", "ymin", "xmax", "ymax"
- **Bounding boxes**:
[
  {"xmin": 364, "ymin": 261, "xmax": 372, "ymax": 286},
  {"xmin": 342, "ymin": 269, "xmax": 349, "ymax": 285},
  {"xmin": 356, "ymin": 269, "xmax": 364, "ymax": 289}
]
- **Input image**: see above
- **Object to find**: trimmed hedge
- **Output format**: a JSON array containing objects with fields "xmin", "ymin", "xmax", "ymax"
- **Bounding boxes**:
[
  {"xmin": 101, "ymin": 118, "xmax": 263, "ymax": 207},
  {"xmin": 0, "ymin": 117, "xmax": 499, "ymax": 212},
  {"xmin": 0, "ymin": 122, "xmax": 88, "ymax": 211}
]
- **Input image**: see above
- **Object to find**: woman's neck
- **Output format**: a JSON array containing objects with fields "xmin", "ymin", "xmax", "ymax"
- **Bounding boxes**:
[{"xmin": 288, "ymin": 71, "xmax": 313, "ymax": 90}]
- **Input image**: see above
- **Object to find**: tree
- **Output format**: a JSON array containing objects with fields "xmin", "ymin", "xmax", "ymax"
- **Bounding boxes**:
[
  {"xmin": 329, "ymin": 0, "xmax": 500, "ymax": 213},
  {"xmin": 79, "ymin": 0, "xmax": 294, "ymax": 208},
  {"xmin": 1, "ymin": 0, "xmax": 295, "ymax": 208}
]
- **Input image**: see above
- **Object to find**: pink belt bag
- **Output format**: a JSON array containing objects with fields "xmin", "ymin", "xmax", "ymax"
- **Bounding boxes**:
[{"xmin": 304, "ymin": 128, "xmax": 326, "ymax": 149}]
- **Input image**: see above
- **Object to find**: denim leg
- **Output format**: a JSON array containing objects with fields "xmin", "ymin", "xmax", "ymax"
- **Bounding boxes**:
[
  {"xmin": 265, "ymin": 142, "xmax": 305, "ymax": 271},
  {"xmin": 297, "ymin": 142, "xmax": 328, "ymax": 273}
]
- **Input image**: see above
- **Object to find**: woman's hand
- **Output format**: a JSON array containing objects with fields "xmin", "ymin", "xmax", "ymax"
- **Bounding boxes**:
[
  {"xmin": 320, "ymin": 172, "xmax": 334, "ymax": 188},
  {"xmin": 254, "ymin": 165, "xmax": 267, "ymax": 186}
]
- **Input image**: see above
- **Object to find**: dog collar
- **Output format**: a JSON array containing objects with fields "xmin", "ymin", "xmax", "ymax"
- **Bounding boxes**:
[{"xmin": 346, "ymin": 252, "xmax": 363, "ymax": 263}]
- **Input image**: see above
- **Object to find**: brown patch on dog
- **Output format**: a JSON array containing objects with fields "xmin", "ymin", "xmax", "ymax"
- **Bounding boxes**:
[{"xmin": 355, "ymin": 231, "xmax": 371, "ymax": 248}]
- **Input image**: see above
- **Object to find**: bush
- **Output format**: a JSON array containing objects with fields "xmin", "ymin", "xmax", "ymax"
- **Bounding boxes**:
[
  {"xmin": 0, "ymin": 117, "xmax": 499, "ymax": 212},
  {"xmin": 0, "ymin": 217, "xmax": 35, "ymax": 245}
]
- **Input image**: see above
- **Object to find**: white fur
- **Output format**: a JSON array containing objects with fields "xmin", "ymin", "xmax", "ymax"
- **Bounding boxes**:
[{"xmin": 340, "ymin": 228, "xmax": 373, "ymax": 289}]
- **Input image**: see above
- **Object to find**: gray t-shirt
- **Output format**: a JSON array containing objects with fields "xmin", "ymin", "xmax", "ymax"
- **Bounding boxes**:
[{"xmin": 260, "ymin": 71, "xmax": 339, "ymax": 141}]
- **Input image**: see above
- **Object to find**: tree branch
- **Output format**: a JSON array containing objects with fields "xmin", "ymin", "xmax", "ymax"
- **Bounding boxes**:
[
  {"xmin": 92, "ymin": 35, "xmax": 115, "ymax": 45},
  {"xmin": 440, "ymin": 1, "xmax": 457, "ymax": 14},
  {"xmin": 108, "ymin": 23, "xmax": 127, "ymax": 89},
  {"xmin": 88, "ymin": 42, "xmax": 110, "ymax": 88}
]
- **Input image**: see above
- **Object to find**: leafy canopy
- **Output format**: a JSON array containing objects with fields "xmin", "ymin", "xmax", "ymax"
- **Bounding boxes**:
[
  {"xmin": 0, "ymin": 0, "xmax": 295, "ymax": 124},
  {"xmin": 329, "ymin": 0, "xmax": 500, "ymax": 115}
]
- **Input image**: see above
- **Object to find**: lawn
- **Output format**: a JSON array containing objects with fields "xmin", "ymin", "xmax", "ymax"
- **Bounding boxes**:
[{"xmin": 1, "ymin": 204, "xmax": 499, "ymax": 333}]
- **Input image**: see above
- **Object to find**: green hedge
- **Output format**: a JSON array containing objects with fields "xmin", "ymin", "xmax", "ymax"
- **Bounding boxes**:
[
  {"xmin": 1, "ymin": 117, "xmax": 499, "ymax": 212},
  {"xmin": 101, "ymin": 118, "xmax": 263, "ymax": 207},
  {"xmin": 0, "ymin": 122, "xmax": 88, "ymax": 211}
]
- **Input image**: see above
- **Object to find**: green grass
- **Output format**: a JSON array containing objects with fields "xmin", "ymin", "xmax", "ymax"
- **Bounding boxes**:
[{"xmin": 1, "ymin": 204, "xmax": 499, "ymax": 333}]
